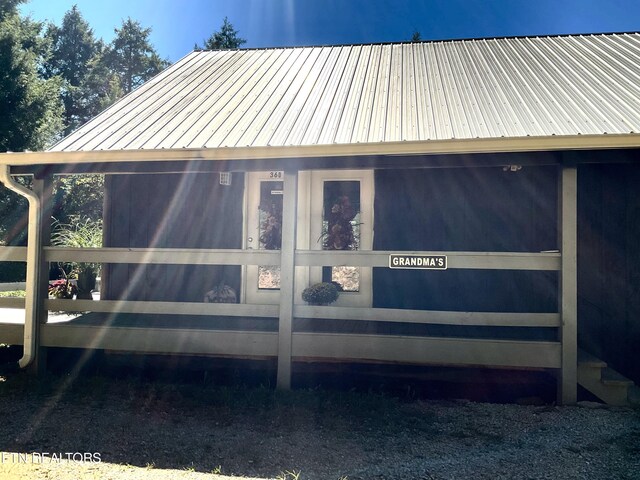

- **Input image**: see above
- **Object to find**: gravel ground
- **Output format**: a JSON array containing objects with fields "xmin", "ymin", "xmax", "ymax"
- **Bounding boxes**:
[{"xmin": 0, "ymin": 373, "xmax": 638, "ymax": 480}]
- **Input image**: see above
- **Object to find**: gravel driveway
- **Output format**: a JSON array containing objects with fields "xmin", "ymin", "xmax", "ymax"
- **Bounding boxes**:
[{"xmin": 0, "ymin": 373, "xmax": 638, "ymax": 480}]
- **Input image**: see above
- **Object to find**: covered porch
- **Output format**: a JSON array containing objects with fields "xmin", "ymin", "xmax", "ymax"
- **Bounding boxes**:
[{"xmin": 0, "ymin": 145, "xmax": 578, "ymax": 403}]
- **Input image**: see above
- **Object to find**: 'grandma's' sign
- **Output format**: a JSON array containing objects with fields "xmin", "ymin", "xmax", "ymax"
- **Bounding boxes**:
[{"xmin": 388, "ymin": 254, "xmax": 447, "ymax": 270}]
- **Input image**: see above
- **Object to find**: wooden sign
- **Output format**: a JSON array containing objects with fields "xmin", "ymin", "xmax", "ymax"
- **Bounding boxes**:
[{"xmin": 389, "ymin": 254, "xmax": 447, "ymax": 270}]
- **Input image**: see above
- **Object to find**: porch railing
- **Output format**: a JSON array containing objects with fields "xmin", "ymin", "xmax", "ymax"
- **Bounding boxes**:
[{"xmin": 0, "ymin": 246, "xmax": 560, "ymax": 326}]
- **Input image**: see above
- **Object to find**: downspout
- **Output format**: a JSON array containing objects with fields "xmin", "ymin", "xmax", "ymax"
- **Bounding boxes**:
[{"xmin": 0, "ymin": 165, "xmax": 42, "ymax": 369}]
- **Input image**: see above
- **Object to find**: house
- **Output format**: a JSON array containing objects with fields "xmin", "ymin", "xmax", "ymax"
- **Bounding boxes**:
[{"xmin": 1, "ymin": 33, "xmax": 639, "ymax": 404}]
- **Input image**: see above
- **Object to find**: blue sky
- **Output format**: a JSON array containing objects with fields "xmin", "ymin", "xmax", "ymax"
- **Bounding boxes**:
[{"xmin": 20, "ymin": 0, "xmax": 640, "ymax": 62}]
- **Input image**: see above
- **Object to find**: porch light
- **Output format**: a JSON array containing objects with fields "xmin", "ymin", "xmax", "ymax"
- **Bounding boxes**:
[{"xmin": 503, "ymin": 165, "xmax": 523, "ymax": 172}]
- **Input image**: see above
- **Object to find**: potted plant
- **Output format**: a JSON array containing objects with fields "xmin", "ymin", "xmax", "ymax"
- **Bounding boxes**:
[
  {"xmin": 51, "ymin": 216, "xmax": 102, "ymax": 300},
  {"xmin": 302, "ymin": 282, "xmax": 339, "ymax": 306}
]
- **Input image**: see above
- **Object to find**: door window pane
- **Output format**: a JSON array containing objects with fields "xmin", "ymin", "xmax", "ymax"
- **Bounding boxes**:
[
  {"xmin": 322, "ymin": 181, "xmax": 360, "ymax": 292},
  {"xmin": 258, "ymin": 181, "xmax": 282, "ymax": 290}
]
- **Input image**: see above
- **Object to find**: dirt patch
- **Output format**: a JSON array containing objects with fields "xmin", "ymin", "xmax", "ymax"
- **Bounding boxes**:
[{"xmin": 0, "ymin": 373, "xmax": 638, "ymax": 479}]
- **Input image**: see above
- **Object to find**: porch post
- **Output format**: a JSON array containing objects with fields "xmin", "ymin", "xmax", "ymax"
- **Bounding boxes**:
[
  {"xmin": 277, "ymin": 169, "xmax": 298, "ymax": 389},
  {"xmin": 30, "ymin": 174, "xmax": 54, "ymax": 374},
  {"xmin": 559, "ymin": 165, "xmax": 578, "ymax": 404}
]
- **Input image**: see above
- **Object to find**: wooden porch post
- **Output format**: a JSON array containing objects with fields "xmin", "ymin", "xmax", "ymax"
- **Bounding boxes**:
[
  {"xmin": 277, "ymin": 169, "xmax": 298, "ymax": 389},
  {"xmin": 30, "ymin": 174, "xmax": 54, "ymax": 374},
  {"xmin": 559, "ymin": 165, "xmax": 578, "ymax": 404}
]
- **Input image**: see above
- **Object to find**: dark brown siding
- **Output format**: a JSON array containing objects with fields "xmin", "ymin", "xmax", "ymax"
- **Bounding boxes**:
[
  {"xmin": 103, "ymin": 173, "xmax": 244, "ymax": 302},
  {"xmin": 373, "ymin": 166, "xmax": 559, "ymax": 313},
  {"xmin": 578, "ymin": 162, "xmax": 640, "ymax": 383}
]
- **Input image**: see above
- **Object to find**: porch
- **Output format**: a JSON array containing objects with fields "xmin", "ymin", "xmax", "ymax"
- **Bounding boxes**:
[{"xmin": 0, "ymin": 214, "xmax": 571, "ymax": 400}]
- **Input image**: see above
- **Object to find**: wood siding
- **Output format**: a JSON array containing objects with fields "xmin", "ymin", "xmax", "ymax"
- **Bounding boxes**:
[
  {"xmin": 373, "ymin": 166, "xmax": 559, "ymax": 313},
  {"xmin": 103, "ymin": 173, "xmax": 244, "ymax": 302},
  {"xmin": 578, "ymin": 162, "xmax": 640, "ymax": 383}
]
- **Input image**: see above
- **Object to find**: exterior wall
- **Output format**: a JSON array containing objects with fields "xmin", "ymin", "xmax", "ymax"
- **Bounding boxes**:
[
  {"xmin": 102, "ymin": 173, "xmax": 244, "ymax": 302},
  {"xmin": 372, "ymin": 166, "xmax": 559, "ymax": 313},
  {"xmin": 578, "ymin": 162, "xmax": 640, "ymax": 383}
]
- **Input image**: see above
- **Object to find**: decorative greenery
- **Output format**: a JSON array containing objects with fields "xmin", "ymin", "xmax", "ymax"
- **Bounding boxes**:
[
  {"xmin": 323, "ymin": 195, "xmax": 358, "ymax": 251},
  {"xmin": 48, "ymin": 279, "xmax": 76, "ymax": 299},
  {"xmin": 259, "ymin": 204, "xmax": 282, "ymax": 251},
  {"xmin": 51, "ymin": 216, "xmax": 102, "ymax": 299},
  {"xmin": 302, "ymin": 282, "xmax": 339, "ymax": 306},
  {"xmin": 204, "ymin": 283, "xmax": 237, "ymax": 303}
]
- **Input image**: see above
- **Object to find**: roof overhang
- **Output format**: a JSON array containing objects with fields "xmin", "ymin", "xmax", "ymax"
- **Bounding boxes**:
[{"xmin": 1, "ymin": 134, "xmax": 639, "ymax": 172}]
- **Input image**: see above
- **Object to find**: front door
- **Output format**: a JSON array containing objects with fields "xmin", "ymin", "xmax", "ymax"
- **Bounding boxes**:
[{"xmin": 244, "ymin": 170, "xmax": 373, "ymax": 307}]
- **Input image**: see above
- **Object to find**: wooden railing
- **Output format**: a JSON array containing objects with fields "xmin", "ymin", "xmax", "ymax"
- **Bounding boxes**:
[
  {"xmin": 0, "ymin": 246, "xmax": 560, "ymax": 328},
  {"xmin": 0, "ymin": 245, "xmax": 563, "ymax": 371}
]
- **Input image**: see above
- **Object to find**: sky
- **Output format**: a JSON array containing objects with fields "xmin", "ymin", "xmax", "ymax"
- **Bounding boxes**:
[{"xmin": 19, "ymin": 0, "xmax": 640, "ymax": 62}]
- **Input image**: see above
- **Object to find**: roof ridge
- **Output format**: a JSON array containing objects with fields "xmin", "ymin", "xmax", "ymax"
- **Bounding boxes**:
[{"xmin": 194, "ymin": 31, "xmax": 640, "ymax": 53}]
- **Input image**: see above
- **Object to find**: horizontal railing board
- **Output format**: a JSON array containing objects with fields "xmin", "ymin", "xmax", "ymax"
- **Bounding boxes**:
[
  {"xmin": 0, "ymin": 246, "xmax": 27, "ymax": 262},
  {"xmin": 41, "ymin": 325, "xmax": 278, "ymax": 357},
  {"xmin": 0, "ymin": 298, "xmax": 26, "ymax": 308},
  {"xmin": 6, "ymin": 246, "xmax": 560, "ymax": 271},
  {"xmin": 44, "ymin": 247, "xmax": 281, "ymax": 266},
  {"xmin": 292, "ymin": 332, "xmax": 562, "ymax": 369},
  {"xmin": 0, "ymin": 323, "xmax": 23, "ymax": 344},
  {"xmin": 46, "ymin": 299, "xmax": 279, "ymax": 318},
  {"xmin": 1, "ymin": 322, "xmax": 560, "ymax": 369},
  {"xmin": 0, "ymin": 282, "xmax": 26, "ymax": 292},
  {"xmin": 44, "ymin": 300, "xmax": 557, "ymax": 327},
  {"xmin": 295, "ymin": 250, "xmax": 561, "ymax": 270},
  {"xmin": 294, "ymin": 305, "xmax": 560, "ymax": 327}
]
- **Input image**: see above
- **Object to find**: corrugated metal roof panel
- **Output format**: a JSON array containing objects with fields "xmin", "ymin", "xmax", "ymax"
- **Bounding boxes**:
[{"xmin": 49, "ymin": 33, "xmax": 640, "ymax": 153}]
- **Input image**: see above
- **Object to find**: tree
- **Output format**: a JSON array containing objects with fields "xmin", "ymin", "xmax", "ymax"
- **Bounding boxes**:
[
  {"xmin": 199, "ymin": 17, "xmax": 245, "ymax": 50},
  {"xmin": 0, "ymin": 1, "xmax": 63, "ymax": 152},
  {"xmin": 77, "ymin": 42, "xmax": 123, "ymax": 120},
  {"xmin": 42, "ymin": 5, "xmax": 98, "ymax": 135},
  {"xmin": 411, "ymin": 31, "xmax": 422, "ymax": 43},
  {"xmin": 104, "ymin": 18, "xmax": 169, "ymax": 94},
  {"xmin": 0, "ymin": 0, "xmax": 62, "ymax": 255}
]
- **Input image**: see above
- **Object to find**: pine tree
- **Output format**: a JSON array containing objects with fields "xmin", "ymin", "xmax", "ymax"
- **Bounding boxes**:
[
  {"xmin": 0, "ymin": 0, "xmax": 63, "ymax": 152},
  {"xmin": 43, "ymin": 5, "xmax": 99, "ymax": 135},
  {"xmin": 199, "ymin": 17, "xmax": 246, "ymax": 50},
  {"xmin": 105, "ymin": 18, "xmax": 169, "ymax": 94},
  {"xmin": 0, "ymin": 0, "xmax": 63, "ymax": 248}
]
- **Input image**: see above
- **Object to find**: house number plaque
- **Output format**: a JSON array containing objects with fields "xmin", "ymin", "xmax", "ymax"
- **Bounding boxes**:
[{"xmin": 388, "ymin": 254, "xmax": 447, "ymax": 270}]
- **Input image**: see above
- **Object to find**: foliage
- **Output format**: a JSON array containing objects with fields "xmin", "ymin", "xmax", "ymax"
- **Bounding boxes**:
[
  {"xmin": 204, "ymin": 284, "xmax": 237, "ymax": 303},
  {"xmin": 51, "ymin": 216, "xmax": 102, "ymax": 298},
  {"xmin": 302, "ymin": 282, "xmax": 339, "ymax": 306},
  {"xmin": 259, "ymin": 203, "xmax": 282, "ymax": 250},
  {"xmin": 51, "ymin": 215, "xmax": 102, "ymax": 250},
  {"xmin": 47, "ymin": 279, "xmax": 76, "ymax": 299},
  {"xmin": 323, "ymin": 195, "xmax": 358, "ymax": 250},
  {"xmin": 0, "ymin": 175, "xmax": 30, "ymax": 246},
  {"xmin": 52, "ymin": 174, "xmax": 104, "ymax": 225},
  {"xmin": 0, "ymin": 290, "xmax": 25, "ymax": 298},
  {"xmin": 104, "ymin": 18, "xmax": 169, "ymax": 94},
  {"xmin": 199, "ymin": 17, "xmax": 246, "ymax": 50},
  {"xmin": 0, "ymin": 2, "xmax": 63, "ymax": 152},
  {"xmin": 411, "ymin": 31, "xmax": 422, "ymax": 42},
  {"xmin": 77, "ymin": 46, "xmax": 123, "ymax": 119},
  {"xmin": 42, "ymin": 6, "xmax": 100, "ymax": 135}
]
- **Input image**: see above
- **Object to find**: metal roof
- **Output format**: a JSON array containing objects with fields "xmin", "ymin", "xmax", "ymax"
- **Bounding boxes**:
[{"xmin": 50, "ymin": 33, "xmax": 640, "ymax": 153}]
